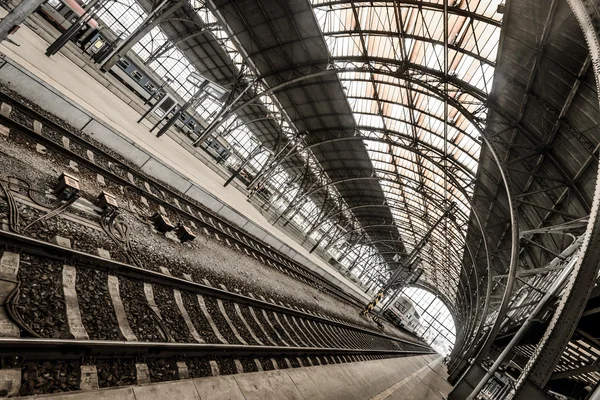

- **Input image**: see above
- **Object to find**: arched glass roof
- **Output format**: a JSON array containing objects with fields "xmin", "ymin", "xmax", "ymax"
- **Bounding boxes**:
[
  {"xmin": 92, "ymin": 0, "xmax": 504, "ymax": 308},
  {"xmin": 309, "ymin": 0, "xmax": 503, "ymax": 302}
]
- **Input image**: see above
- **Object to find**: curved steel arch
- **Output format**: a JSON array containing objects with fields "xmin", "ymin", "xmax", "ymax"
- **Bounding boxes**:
[
  {"xmin": 322, "ymin": 30, "xmax": 496, "ymax": 67},
  {"xmin": 278, "ymin": 68, "xmax": 589, "ymax": 207},
  {"xmin": 309, "ymin": 64, "xmax": 519, "ymax": 365},
  {"xmin": 295, "ymin": 133, "xmax": 477, "ymax": 181},
  {"xmin": 343, "ymin": 200, "xmax": 484, "ymax": 305},
  {"xmin": 277, "ymin": 143, "xmax": 486, "ymax": 225},
  {"xmin": 193, "ymin": 13, "xmax": 516, "ymax": 363},
  {"xmin": 196, "ymin": 60, "xmax": 488, "ymax": 145},
  {"xmin": 282, "ymin": 150, "xmax": 492, "ymax": 347}
]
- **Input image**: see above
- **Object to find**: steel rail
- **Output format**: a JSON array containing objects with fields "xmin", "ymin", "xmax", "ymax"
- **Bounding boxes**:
[
  {"xmin": 0, "ymin": 338, "xmax": 435, "ymax": 359},
  {"xmin": 0, "ymin": 229, "xmax": 430, "ymax": 349},
  {"xmin": 0, "ymin": 91, "xmax": 363, "ymax": 308}
]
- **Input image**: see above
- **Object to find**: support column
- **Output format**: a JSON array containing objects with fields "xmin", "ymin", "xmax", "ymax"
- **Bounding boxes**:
[
  {"xmin": 0, "ymin": 0, "xmax": 45, "ymax": 42},
  {"xmin": 224, "ymin": 144, "xmax": 264, "ymax": 187}
]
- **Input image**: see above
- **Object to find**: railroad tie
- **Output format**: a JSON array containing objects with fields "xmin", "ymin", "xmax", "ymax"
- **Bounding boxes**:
[
  {"xmin": 284, "ymin": 315, "xmax": 311, "ymax": 346},
  {"xmin": 233, "ymin": 303, "xmax": 263, "ymax": 345},
  {"xmin": 247, "ymin": 306, "xmax": 277, "ymax": 346},
  {"xmin": 0, "ymin": 368, "xmax": 20, "ymax": 397},
  {"xmin": 79, "ymin": 365, "xmax": 99, "ymax": 391},
  {"xmin": 297, "ymin": 318, "xmax": 323, "ymax": 347},
  {"xmin": 33, "ymin": 120, "xmax": 42, "ymax": 135},
  {"xmin": 62, "ymin": 136, "xmax": 70, "ymax": 150},
  {"xmin": 0, "ymin": 103, "xmax": 12, "ymax": 118},
  {"xmin": 254, "ymin": 295, "xmax": 291, "ymax": 346},
  {"xmin": 234, "ymin": 359, "xmax": 244, "ymax": 374},
  {"xmin": 173, "ymin": 289, "xmax": 204, "ymax": 343},
  {"xmin": 62, "ymin": 265, "xmax": 89, "ymax": 340},
  {"xmin": 216, "ymin": 298, "xmax": 248, "ymax": 345},
  {"xmin": 245, "ymin": 293, "xmax": 277, "ymax": 346},
  {"xmin": 107, "ymin": 275, "xmax": 137, "ymax": 341},
  {"xmin": 209, "ymin": 360, "xmax": 220, "ymax": 376},
  {"xmin": 0, "ymin": 252, "xmax": 20, "ymax": 337},
  {"xmin": 254, "ymin": 359, "xmax": 263, "ymax": 372},
  {"xmin": 143, "ymin": 283, "xmax": 163, "ymax": 319},
  {"xmin": 196, "ymin": 295, "xmax": 228, "ymax": 344},
  {"xmin": 176, "ymin": 361, "xmax": 189, "ymax": 379},
  {"xmin": 270, "ymin": 312, "xmax": 299, "ymax": 347},
  {"xmin": 0, "ymin": 123, "xmax": 9, "ymax": 138},
  {"xmin": 135, "ymin": 363, "xmax": 151, "ymax": 385}
]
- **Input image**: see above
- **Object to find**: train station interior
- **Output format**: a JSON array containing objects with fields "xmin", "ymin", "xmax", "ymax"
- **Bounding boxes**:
[{"xmin": 0, "ymin": 0, "xmax": 599, "ymax": 398}]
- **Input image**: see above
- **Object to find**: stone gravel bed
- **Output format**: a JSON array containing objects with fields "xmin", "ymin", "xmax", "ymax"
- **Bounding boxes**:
[
  {"xmin": 180, "ymin": 291, "xmax": 219, "ymax": 343},
  {"xmin": 119, "ymin": 277, "xmax": 164, "ymax": 342},
  {"xmin": 238, "ymin": 357, "xmax": 258, "ymax": 373},
  {"xmin": 202, "ymin": 297, "xmax": 240, "ymax": 344},
  {"xmin": 221, "ymin": 301, "xmax": 257, "ymax": 345},
  {"xmin": 237, "ymin": 306, "xmax": 271, "ymax": 345},
  {"xmin": 96, "ymin": 359, "xmax": 136, "ymax": 388},
  {"xmin": 153, "ymin": 285, "xmax": 194, "ymax": 343},
  {"xmin": 185, "ymin": 358, "xmax": 212, "ymax": 378},
  {"xmin": 214, "ymin": 358, "xmax": 237, "ymax": 375},
  {"xmin": 19, "ymin": 360, "xmax": 79, "ymax": 396},
  {"xmin": 75, "ymin": 268, "xmax": 120, "ymax": 341},
  {"xmin": 16, "ymin": 254, "xmax": 69, "ymax": 339},
  {"xmin": 0, "ymin": 99, "xmax": 423, "ymax": 342},
  {"xmin": 147, "ymin": 359, "xmax": 178, "ymax": 383}
]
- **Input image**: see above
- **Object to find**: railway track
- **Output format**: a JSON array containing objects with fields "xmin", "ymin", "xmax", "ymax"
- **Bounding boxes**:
[
  {"xmin": 0, "ymin": 90, "xmax": 365, "ymax": 308},
  {"xmin": 0, "ymin": 229, "xmax": 432, "ymax": 395},
  {"xmin": 0, "ymin": 338, "xmax": 433, "ymax": 395},
  {"xmin": 0, "ymin": 228, "xmax": 427, "ymax": 349},
  {"xmin": 0, "ymin": 83, "xmax": 435, "ymax": 398}
]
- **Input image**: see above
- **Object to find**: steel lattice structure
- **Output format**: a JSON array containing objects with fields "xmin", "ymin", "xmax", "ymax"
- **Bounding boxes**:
[{"xmin": 78, "ymin": 0, "xmax": 600, "ymax": 397}]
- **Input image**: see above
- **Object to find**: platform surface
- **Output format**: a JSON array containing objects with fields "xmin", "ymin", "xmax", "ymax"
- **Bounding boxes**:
[
  {"xmin": 0, "ymin": 7, "xmax": 369, "ymax": 301},
  {"xmin": 18, "ymin": 354, "xmax": 452, "ymax": 400}
]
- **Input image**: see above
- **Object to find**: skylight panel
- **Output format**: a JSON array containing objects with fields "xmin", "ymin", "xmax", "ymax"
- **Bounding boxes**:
[{"xmin": 310, "ymin": 0, "xmax": 500, "ymax": 295}]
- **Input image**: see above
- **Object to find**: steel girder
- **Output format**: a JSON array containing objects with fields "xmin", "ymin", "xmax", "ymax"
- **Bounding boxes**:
[
  {"xmin": 292, "ymin": 155, "xmax": 493, "ymax": 337},
  {"xmin": 198, "ymin": 0, "xmax": 518, "ymax": 363},
  {"xmin": 245, "ymin": 66, "xmax": 517, "ymax": 361},
  {"xmin": 310, "ymin": 0, "xmax": 502, "ymax": 28},
  {"xmin": 510, "ymin": 0, "xmax": 600, "ymax": 396}
]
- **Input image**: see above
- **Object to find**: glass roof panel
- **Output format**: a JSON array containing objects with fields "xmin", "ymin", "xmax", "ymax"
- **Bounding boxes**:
[{"xmin": 311, "ymin": 0, "xmax": 501, "ymax": 301}]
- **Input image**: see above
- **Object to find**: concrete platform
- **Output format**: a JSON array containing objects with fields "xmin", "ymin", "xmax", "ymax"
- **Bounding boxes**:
[
  {"xmin": 0, "ymin": 6, "xmax": 370, "ymax": 303},
  {"xmin": 16, "ymin": 354, "xmax": 452, "ymax": 399}
]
